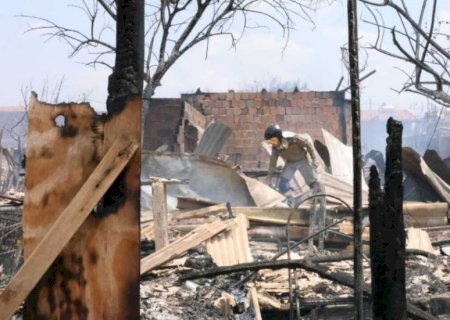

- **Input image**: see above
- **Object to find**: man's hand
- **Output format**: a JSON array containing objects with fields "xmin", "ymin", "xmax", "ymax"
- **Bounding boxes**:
[{"xmin": 312, "ymin": 159, "xmax": 319, "ymax": 169}]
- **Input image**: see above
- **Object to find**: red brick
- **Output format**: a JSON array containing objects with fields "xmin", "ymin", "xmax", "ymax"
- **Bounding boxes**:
[
  {"xmin": 291, "ymin": 107, "xmax": 303, "ymax": 115},
  {"xmin": 281, "ymin": 99, "xmax": 291, "ymax": 108},
  {"xmin": 261, "ymin": 115, "xmax": 273, "ymax": 123},
  {"xmin": 210, "ymin": 108, "xmax": 221, "ymax": 115},
  {"xmin": 240, "ymin": 115, "xmax": 252, "ymax": 123},
  {"xmin": 306, "ymin": 91, "xmax": 315, "ymax": 99},
  {"xmin": 221, "ymin": 100, "xmax": 230, "ymax": 108},
  {"xmin": 276, "ymin": 107, "xmax": 285, "ymax": 115},
  {"xmin": 253, "ymin": 115, "xmax": 262, "ymax": 123},
  {"xmin": 269, "ymin": 107, "xmax": 278, "ymax": 115},
  {"xmin": 291, "ymin": 98, "xmax": 300, "ymax": 108},
  {"xmin": 262, "ymin": 107, "xmax": 271, "ymax": 115},
  {"xmin": 229, "ymin": 100, "xmax": 239, "ymax": 108}
]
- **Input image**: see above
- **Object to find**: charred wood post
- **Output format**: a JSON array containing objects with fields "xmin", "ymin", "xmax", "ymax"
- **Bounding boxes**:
[
  {"xmin": 20, "ymin": 1, "xmax": 144, "ymax": 319},
  {"xmin": 369, "ymin": 118, "xmax": 406, "ymax": 319},
  {"xmin": 347, "ymin": 0, "xmax": 364, "ymax": 317},
  {"xmin": 369, "ymin": 165, "xmax": 385, "ymax": 318}
]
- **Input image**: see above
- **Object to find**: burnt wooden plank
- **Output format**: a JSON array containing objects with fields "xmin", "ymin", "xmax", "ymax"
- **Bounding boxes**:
[
  {"xmin": 23, "ymin": 0, "xmax": 144, "ymax": 318},
  {"xmin": 0, "ymin": 137, "xmax": 137, "ymax": 320},
  {"xmin": 23, "ymin": 93, "xmax": 142, "ymax": 320},
  {"xmin": 141, "ymin": 219, "xmax": 237, "ymax": 274}
]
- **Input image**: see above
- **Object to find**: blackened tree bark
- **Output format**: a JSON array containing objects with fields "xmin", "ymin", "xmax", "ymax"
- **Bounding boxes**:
[
  {"xmin": 369, "ymin": 165, "xmax": 385, "ymax": 319},
  {"xmin": 370, "ymin": 118, "xmax": 406, "ymax": 320},
  {"xmin": 107, "ymin": 0, "xmax": 144, "ymax": 114},
  {"xmin": 384, "ymin": 117, "xmax": 406, "ymax": 319}
]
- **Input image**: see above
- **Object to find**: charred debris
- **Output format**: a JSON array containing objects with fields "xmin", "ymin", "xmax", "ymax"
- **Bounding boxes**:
[{"xmin": 4, "ymin": 109, "xmax": 450, "ymax": 318}]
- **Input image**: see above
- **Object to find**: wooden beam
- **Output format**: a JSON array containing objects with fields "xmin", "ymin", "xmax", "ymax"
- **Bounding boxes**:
[
  {"xmin": 232, "ymin": 207, "xmax": 309, "ymax": 226},
  {"xmin": 153, "ymin": 181, "xmax": 169, "ymax": 250},
  {"xmin": 0, "ymin": 137, "xmax": 137, "ymax": 320},
  {"xmin": 141, "ymin": 219, "xmax": 237, "ymax": 274},
  {"xmin": 248, "ymin": 287, "xmax": 262, "ymax": 320},
  {"xmin": 174, "ymin": 203, "xmax": 228, "ymax": 221}
]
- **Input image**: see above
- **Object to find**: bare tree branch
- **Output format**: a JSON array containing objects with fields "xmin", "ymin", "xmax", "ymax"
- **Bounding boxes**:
[
  {"xmin": 22, "ymin": 0, "xmax": 319, "ymax": 101},
  {"xmin": 362, "ymin": 0, "xmax": 450, "ymax": 108},
  {"xmin": 98, "ymin": 0, "xmax": 117, "ymax": 20}
]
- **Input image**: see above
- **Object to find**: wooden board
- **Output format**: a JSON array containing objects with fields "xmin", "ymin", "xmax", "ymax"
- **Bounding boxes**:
[
  {"xmin": 22, "ymin": 93, "xmax": 141, "ymax": 319},
  {"xmin": 206, "ymin": 214, "xmax": 253, "ymax": 266},
  {"xmin": 141, "ymin": 219, "xmax": 237, "ymax": 274},
  {"xmin": 406, "ymin": 228, "xmax": 439, "ymax": 255},
  {"xmin": 0, "ymin": 137, "xmax": 137, "ymax": 320}
]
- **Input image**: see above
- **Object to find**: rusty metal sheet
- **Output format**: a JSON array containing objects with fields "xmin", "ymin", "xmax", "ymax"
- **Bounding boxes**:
[
  {"xmin": 142, "ymin": 152, "xmax": 255, "ymax": 207},
  {"xmin": 23, "ymin": 93, "xmax": 140, "ymax": 319}
]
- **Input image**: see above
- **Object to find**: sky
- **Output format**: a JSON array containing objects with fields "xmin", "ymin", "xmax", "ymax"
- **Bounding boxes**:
[{"xmin": 0, "ymin": 1, "xmax": 448, "ymax": 115}]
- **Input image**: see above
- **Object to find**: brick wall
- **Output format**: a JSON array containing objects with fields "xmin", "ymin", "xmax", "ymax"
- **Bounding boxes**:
[
  {"xmin": 176, "ymin": 102, "xmax": 207, "ymax": 153},
  {"xmin": 183, "ymin": 90, "xmax": 350, "ymax": 169},
  {"xmin": 143, "ymin": 99, "xmax": 183, "ymax": 150},
  {"xmin": 143, "ymin": 99, "xmax": 207, "ymax": 152}
]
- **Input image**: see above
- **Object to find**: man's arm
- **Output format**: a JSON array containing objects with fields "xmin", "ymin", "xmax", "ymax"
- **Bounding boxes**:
[
  {"xmin": 267, "ymin": 147, "xmax": 279, "ymax": 181},
  {"xmin": 294, "ymin": 135, "xmax": 319, "ymax": 168}
]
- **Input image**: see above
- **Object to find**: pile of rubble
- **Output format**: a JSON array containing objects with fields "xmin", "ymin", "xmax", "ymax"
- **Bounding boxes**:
[
  {"xmin": 135, "ymin": 125, "xmax": 450, "ymax": 319},
  {"xmin": 137, "ymin": 201, "xmax": 450, "ymax": 319},
  {"xmin": 3, "ymin": 123, "xmax": 450, "ymax": 319}
]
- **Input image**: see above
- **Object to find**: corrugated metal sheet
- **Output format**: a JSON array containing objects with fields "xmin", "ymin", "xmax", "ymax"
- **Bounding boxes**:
[{"xmin": 195, "ymin": 120, "xmax": 231, "ymax": 156}]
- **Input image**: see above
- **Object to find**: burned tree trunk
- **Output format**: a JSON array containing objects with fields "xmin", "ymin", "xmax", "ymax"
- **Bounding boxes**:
[
  {"xmin": 22, "ymin": 1, "xmax": 144, "ymax": 319},
  {"xmin": 370, "ymin": 117, "xmax": 406, "ymax": 320},
  {"xmin": 107, "ymin": 0, "xmax": 144, "ymax": 113}
]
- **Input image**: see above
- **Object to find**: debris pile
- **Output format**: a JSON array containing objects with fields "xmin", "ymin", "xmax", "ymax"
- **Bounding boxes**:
[
  {"xmin": 3, "ymin": 124, "xmax": 450, "ymax": 319},
  {"xmin": 135, "ymin": 126, "xmax": 450, "ymax": 319}
]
